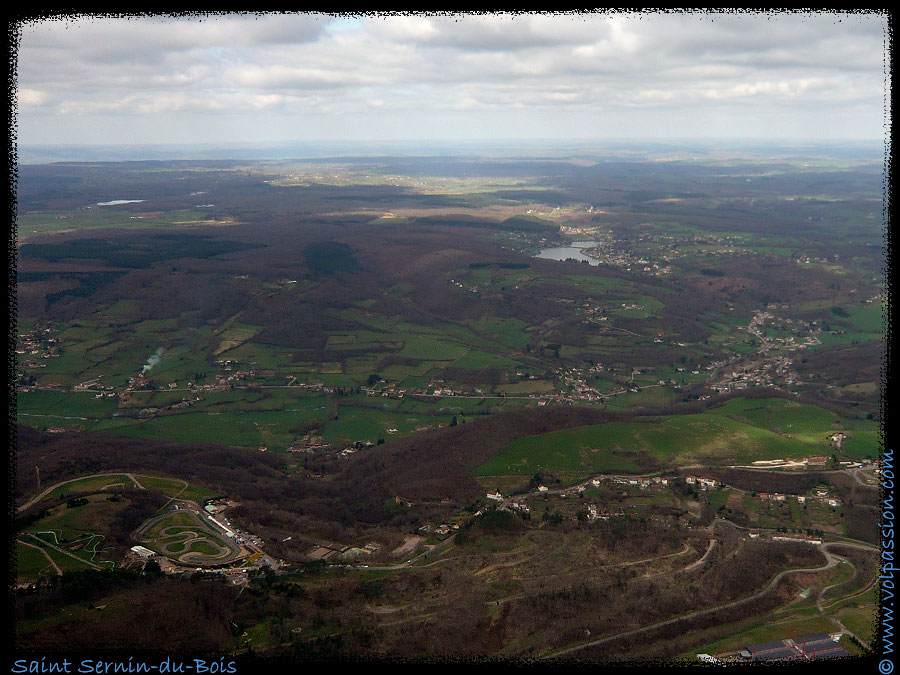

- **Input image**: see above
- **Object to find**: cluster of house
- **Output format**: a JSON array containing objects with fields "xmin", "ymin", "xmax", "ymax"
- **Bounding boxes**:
[
  {"xmin": 338, "ymin": 440, "xmax": 376, "ymax": 457},
  {"xmin": 447, "ymin": 278, "xmax": 479, "ymax": 294},
  {"xmin": 191, "ymin": 363, "xmax": 259, "ymax": 392},
  {"xmin": 359, "ymin": 377, "xmax": 485, "ymax": 400},
  {"xmin": 73, "ymin": 377, "xmax": 116, "ymax": 396},
  {"xmin": 600, "ymin": 475, "xmax": 673, "ymax": 489},
  {"xmin": 418, "ymin": 521, "xmax": 464, "ymax": 537},
  {"xmin": 699, "ymin": 307, "xmax": 825, "ymax": 392},
  {"xmin": 124, "ymin": 373, "xmax": 154, "ymax": 392},
  {"xmin": 288, "ymin": 431, "xmax": 332, "ymax": 454},
  {"xmin": 684, "ymin": 476, "xmax": 719, "ymax": 490},
  {"xmin": 709, "ymin": 354, "xmax": 798, "ymax": 392},
  {"xmin": 135, "ymin": 397, "xmax": 198, "ymax": 418},
  {"xmin": 555, "ymin": 366, "xmax": 604, "ymax": 401},
  {"xmin": 573, "ymin": 236, "xmax": 672, "ymax": 277},
  {"xmin": 364, "ymin": 383, "xmax": 406, "ymax": 398},
  {"xmin": 578, "ymin": 302, "xmax": 608, "ymax": 321},
  {"xmin": 340, "ymin": 542, "xmax": 381, "ymax": 560},
  {"xmin": 203, "ymin": 499, "xmax": 230, "ymax": 515},
  {"xmin": 585, "ymin": 504, "xmax": 625, "ymax": 521},
  {"xmin": 16, "ymin": 325, "xmax": 60, "ymax": 361},
  {"xmin": 307, "ymin": 540, "xmax": 380, "ymax": 562},
  {"xmin": 425, "ymin": 381, "xmax": 471, "ymax": 398},
  {"xmin": 757, "ymin": 489, "xmax": 840, "ymax": 508},
  {"xmin": 17, "ymin": 357, "xmax": 48, "ymax": 381}
]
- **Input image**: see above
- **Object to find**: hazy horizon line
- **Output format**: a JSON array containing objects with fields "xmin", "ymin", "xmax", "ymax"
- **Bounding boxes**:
[{"xmin": 17, "ymin": 137, "xmax": 887, "ymax": 165}]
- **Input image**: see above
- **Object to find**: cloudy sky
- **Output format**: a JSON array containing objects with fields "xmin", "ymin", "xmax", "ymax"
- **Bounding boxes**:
[{"xmin": 14, "ymin": 11, "xmax": 889, "ymax": 147}]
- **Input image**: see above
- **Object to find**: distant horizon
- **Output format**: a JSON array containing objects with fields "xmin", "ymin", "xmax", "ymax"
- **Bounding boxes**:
[
  {"xmin": 16, "ymin": 137, "xmax": 888, "ymax": 165},
  {"xmin": 16, "ymin": 13, "xmax": 886, "ymax": 154}
]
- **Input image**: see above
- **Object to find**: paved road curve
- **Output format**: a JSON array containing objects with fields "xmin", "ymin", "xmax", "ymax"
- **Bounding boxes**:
[{"xmin": 543, "ymin": 542, "xmax": 852, "ymax": 660}]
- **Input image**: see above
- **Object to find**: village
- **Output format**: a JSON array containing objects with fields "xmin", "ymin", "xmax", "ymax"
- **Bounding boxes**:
[
  {"xmin": 14, "ymin": 285, "xmax": 871, "ymax": 455},
  {"xmin": 11, "ymin": 324, "xmax": 842, "ymax": 438},
  {"xmin": 386, "ymin": 454, "xmax": 878, "ymax": 557},
  {"xmin": 549, "ymin": 228, "xmax": 771, "ymax": 279}
]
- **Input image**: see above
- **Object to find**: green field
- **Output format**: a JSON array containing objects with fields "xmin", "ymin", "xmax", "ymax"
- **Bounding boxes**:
[
  {"xmin": 476, "ymin": 397, "xmax": 875, "ymax": 479},
  {"xmin": 706, "ymin": 397, "xmax": 880, "ymax": 458},
  {"xmin": 32, "ymin": 540, "xmax": 97, "ymax": 573},
  {"xmin": 134, "ymin": 475, "xmax": 187, "ymax": 498},
  {"xmin": 46, "ymin": 475, "xmax": 139, "ymax": 501},
  {"xmin": 15, "ymin": 540, "xmax": 59, "ymax": 580}
]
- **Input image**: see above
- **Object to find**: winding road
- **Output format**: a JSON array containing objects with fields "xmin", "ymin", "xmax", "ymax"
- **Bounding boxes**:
[
  {"xmin": 544, "ymin": 542, "xmax": 852, "ymax": 659},
  {"xmin": 17, "ymin": 472, "xmax": 147, "ymax": 514}
]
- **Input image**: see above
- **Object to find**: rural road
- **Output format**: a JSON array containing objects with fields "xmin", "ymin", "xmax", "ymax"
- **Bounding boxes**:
[
  {"xmin": 25, "ymin": 532, "xmax": 105, "ymax": 571},
  {"xmin": 16, "ymin": 537, "xmax": 62, "ymax": 576},
  {"xmin": 17, "ymin": 472, "xmax": 147, "ymax": 514},
  {"xmin": 543, "ymin": 542, "xmax": 851, "ymax": 660}
]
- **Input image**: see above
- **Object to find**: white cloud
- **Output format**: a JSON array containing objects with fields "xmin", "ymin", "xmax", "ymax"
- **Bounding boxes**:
[
  {"xmin": 14, "ymin": 11, "xmax": 888, "ymax": 144},
  {"xmin": 224, "ymin": 63, "xmax": 368, "ymax": 90},
  {"xmin": 16, "ymin": 88, "xmax": 50, "ymax": 107}
]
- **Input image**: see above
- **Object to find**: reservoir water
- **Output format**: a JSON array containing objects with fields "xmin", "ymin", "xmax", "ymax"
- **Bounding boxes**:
[
  {"xmin": 96, "ymin": 199, "xmax": 145, "ymax": 206},
  {"xmin": 535, "ymin": 240, "xmax": 602, "ymax": 265}
]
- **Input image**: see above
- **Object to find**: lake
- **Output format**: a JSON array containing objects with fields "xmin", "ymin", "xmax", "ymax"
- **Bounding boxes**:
[
  {"xmin": 535, "ymin": 240, "xmax": 602, "ymax": 265},
  {"xmin": 96, "ymin": 199, "xmax": 145, "ymax": 206}
]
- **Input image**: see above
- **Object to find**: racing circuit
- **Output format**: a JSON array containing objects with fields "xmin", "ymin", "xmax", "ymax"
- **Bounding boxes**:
[{"xmin": 135, "ymin": 505, "xmax": 244, "ymax": 566}]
